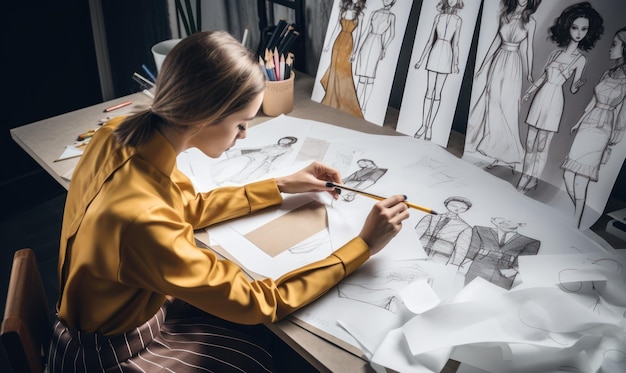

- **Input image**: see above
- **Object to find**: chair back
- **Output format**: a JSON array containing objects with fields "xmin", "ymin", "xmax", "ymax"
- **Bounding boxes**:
[{"xmin": 1, "ymin": 249, "xmax": 52, "ymax": 373}]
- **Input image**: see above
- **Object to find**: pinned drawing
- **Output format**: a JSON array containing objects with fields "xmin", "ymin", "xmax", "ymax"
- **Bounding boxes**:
[
  {"xmin": 318, "ymin": 0, "xmax": 366, "ymax": 119},
  {"xmin": 458, "ymin": 217, "xmax": 541, "ymax": 290},
  {"xmin": 313, "ymin": 0, "xmax": 413, "ymax": 125},
  {"xmin": 340, "ymin": 159, "xmax": 387, "ymax": 202},
  {"xmin": 412, "ymin": 0, "xmax": 464, "ymax": 140},
  {"xmin": 354, "ymin": 0, "xmax": 397, "ymax": 115},
  {"xmin": 465, "ymin": 0, "xmax": 542, "ymax": 169},
  {"xmin": 211, "ymin": 136, "xmax": 298, "ymax": 185},
  {"xmin": 396, "ymin": 0, "xmax": 480, "ymax": 146},
  {"xmin": 414, "ymin": 195, "xmax": 472, "ymax": 264},
  {"xmin": 517, "ymin": 2, "xmax": 604, "ymax": 193},
  {"xmin": 561, "ymin": 26, "xmax": 626, "ymax": 228}
]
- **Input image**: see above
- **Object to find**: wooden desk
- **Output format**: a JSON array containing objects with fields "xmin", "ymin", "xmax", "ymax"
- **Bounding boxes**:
[{"xmin": 11, "ymin": 73, "xmax": 458, "ymax": 372}]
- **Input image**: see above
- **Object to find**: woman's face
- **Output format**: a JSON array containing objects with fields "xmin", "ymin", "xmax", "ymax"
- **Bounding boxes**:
[
  {"xmin": 570, "ymin": 17, "xmax": 590, "ymax": 43},
  {"xmin": 609, "ymin": 35, "xmax": 625, "ymax": 60},
  {"xmin": 517, "ymin": 0, "xmax": 528, "ymax": 8},
  {"xmin": 191, "ymin": 92, "xmax": 264, "ymax": 158},
  {"xmin": 448, "ymin": 0, "xmax": 458, "ymax": 7}
]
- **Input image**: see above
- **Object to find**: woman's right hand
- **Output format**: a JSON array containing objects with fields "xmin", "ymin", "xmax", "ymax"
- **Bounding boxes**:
[{"xmin": 358, "ymin": 195, "xmax": 410, "ymax": 256}]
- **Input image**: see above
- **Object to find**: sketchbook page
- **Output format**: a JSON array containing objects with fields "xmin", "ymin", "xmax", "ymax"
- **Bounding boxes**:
[
  {"xmin": 462, "ymin": 0, "xmax": 626, "ymax": 231},
  {"xmin": 396, "ymin": 0, "xmax": 481, "ymax": 147},
  {"xmin": 310, "ymin": 0, "xmax": 412, "ymax": 125}
]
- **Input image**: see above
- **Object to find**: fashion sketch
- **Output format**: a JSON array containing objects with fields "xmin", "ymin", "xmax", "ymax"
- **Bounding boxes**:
[
  {"xmin": 211, "ymin": 136, "xmax": 298, "ymax": 185},
  {"xmin": 414, "ymin": 195, "xmax": 472, "ymax": 264},
  {"xmin": 337, "ymin": 263, "xmax": 433, "ymax": 313},
  {"xmin": 517, "ymin": 3, "xmax": 604, "ymax": 193},
  {"xmin": 561, "ymin": 27, "xmax": 626, "ymax": 228},
  {"xmin": 320, "ymin": 0, "xmax": 366, "ymax": 119},
  {"xmin": 413, "ymin": 0, "xmax": 464, "ymax": 141},
  {"xmin": 466, "ymin": 0, "xmax": 542, "ymax": 168},
  {"xmin": 459, "ymin": 217, "xmax": 540, "ymax": 290},
  {"xmin": 354, "ymin": 0, "xmax": 397, "ymax": 115},
  {"xmin": 340, "ymin": 159, "xmax": 387, "ymax": 202}
]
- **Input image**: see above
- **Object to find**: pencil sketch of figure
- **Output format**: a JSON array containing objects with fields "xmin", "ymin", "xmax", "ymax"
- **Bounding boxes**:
[
  {"xmin": 517, "ymin": 2, "xmax": 604, "ymax": 193},
  {"xmin": 460, "ymin": 217, "xmax": 540, "ymax": 290},
  {"xmin": 354, "ymin": 0, "xmax": 397, "ymax": 115},
  {"xmin": 413, "ymin": 0, "xmax": 464, "ymax": 140},
  {"xmin": 341, "ymin": 159, "xmax": 387, "ymax": 202},
  {"xmin": 561, "ymin": 27, "xmax": 626, "ymax": 228},
  {"xmin": 337, "ymin": 263, "xmax": 433, "ymax": 313},
  {"xmin": 466, "ymin": 0, "xmax": 541, "ymax": 169},
  {"xmin": 211, "ymin": 136, "xmax": 297, "ymax": 185},
  {"xmin": 414, "ymin": 196, "xmax": 472, "ymax": 264},
  {"xmin": 320, "ymin": 0, "xmax": 366, "ymax": 119}
]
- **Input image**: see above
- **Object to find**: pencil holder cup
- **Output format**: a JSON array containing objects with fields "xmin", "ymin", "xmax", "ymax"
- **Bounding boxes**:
[
  {"xmin": 262, "ymin": 72, "xmax": 295, "ymax": 116},
  {"xmin": 152, "ymin": 38, "xmax": 182, "ymax": 73}
]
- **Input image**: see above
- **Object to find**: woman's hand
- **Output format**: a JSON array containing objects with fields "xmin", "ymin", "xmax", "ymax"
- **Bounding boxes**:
[
  {"xmin": 275, "ymin": 161, "xmax": 342, "ymax": 199},
  {"xmin": 359, "ymin": 195, "xmax": 410, "ymax": 256}
]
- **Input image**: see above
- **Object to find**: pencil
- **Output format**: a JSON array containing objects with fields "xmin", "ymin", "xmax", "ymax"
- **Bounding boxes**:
[
  {"xmin": 103, "ymin": 100, "xmax": 132, "ymax": 113},
  {"xmin": 326, "ymin": 182, "xmax": 438, "ymax": 215}
]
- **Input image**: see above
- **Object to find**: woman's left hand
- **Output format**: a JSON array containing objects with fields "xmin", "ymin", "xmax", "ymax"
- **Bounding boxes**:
[{"xmin": 275, "ymin": 161, "xmax": 342, "ymax": 199}]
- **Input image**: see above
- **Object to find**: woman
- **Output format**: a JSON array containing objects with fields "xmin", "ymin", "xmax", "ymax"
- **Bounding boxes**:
[
  {"xmin": 320, "ymin": 0, "xmax": 367, "ymax": 118},
  {"xmin": 413, "ymin": 0, "xmax": 464, "ymax": 141},
  {"xmin": 47, "ymin": 31, "xmax": 410, "ymax": 372},
  {"xmin": 561, "ymin": 27, "xmax": 626, "ymax": 228},
  {"xmin": 517, "ymin": 2, "xmax": 604, "ymax": 193},
  {"xmin": 466, "ymin": 0, "xmax": 541, "ymax": 168},
  {"xmin": 354, "ymin": 0, "xmax": 397, "ymax": 115}
]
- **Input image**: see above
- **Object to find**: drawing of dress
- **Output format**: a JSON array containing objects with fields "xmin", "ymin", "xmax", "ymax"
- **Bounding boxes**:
[
  {"xmin": 462, "ymin": 225, "xmax": 540, "ymax": 290},
  {"xmin": 320, "ymin": 17, "xmax": 364, "ymax": 119},
  {"xmin": 561, "ymin": 71, "xmax": 626, "ymax": 182},
  {"xmin": 520, "ymin": 50, "xmax": 582, "ymax": 183},
  {"xmin": 468, "ymin": 16, "xmax": 529, "ymax": 164},
  {"xmin": 414, "ymin": 213, "xmax": 471, "ymax": 264},
  {"xmin": 425, "ymin": 13, "xmax": 457, "ymax": 74},
  {"xmin": 355, "ymin": 10, "xmax": 394, "ymax": 79}
]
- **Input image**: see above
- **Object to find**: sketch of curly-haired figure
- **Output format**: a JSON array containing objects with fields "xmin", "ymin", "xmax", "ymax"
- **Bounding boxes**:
[
  {"xmin": 211, "ymin": 136, "xmax": 298, "ymax": 185},
  {"xmin": 340, "ymin": 159, "xmax": 387, "ymax": 202},
  {"xmin": 414, "ymin": 195, "xmax": 472, "ymax": 264}
]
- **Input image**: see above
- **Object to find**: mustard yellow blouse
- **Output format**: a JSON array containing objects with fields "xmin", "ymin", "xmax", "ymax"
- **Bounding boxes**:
[{"xmin": 57, "ymin": 118, "xmax": 369, "ymax": 336}]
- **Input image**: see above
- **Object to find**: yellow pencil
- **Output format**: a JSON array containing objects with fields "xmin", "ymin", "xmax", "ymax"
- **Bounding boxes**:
[{"xmin": 326, "ymin": 182, "xmax": 438, "ymax": 215}]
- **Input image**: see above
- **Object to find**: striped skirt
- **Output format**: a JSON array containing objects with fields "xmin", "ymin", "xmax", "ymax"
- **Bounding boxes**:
[{"xmin": 46, "ymin": 300, "xmax": 274, "ymax": 372}]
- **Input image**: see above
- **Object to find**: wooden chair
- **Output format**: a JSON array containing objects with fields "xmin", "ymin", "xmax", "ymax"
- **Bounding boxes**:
[
  {"xmin": 257, "ymin": 0, "xmax": 306, "ymax": 71},
  {"xmin": 1, "ymin": 249, "xmax": 53, "ymax": 373}
]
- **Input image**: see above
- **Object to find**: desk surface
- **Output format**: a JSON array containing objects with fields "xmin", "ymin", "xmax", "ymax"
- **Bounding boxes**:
[{"xmin": 11, "ymin": 73, "xmax": 462, "ymax": 373}]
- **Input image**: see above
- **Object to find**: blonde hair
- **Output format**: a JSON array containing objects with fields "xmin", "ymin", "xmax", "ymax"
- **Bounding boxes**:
[{"xmin": 115, "ymin": 31, "xmax": 265, "ymax": 147}]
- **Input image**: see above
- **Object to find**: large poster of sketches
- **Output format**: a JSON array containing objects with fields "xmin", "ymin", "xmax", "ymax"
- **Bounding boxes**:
[
  {"xmin": 177, "ymin": 115, "xmax": 625, "ymax": 372},
  {"xmin": 311, "ymin": 0, "xmax": 412, "ymax": 125},
  {"xmin": 396, "ymin": 0, "xmax": 481, "ymax": 147},
  {"xmin": 463, "ymin": 0, "xmax": 626, "ymax": 231}
]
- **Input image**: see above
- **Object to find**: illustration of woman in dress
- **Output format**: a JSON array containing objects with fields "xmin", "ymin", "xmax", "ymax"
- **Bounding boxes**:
[
  {"xmin": 517, "ymin": 2, "xmax": 604, "ymax": 193},
  {"xmin": 354, "ymin": 0, "xmax": 397, "ymax": 115},
  {"xmin": 561, "ymin": 27, "xmax": 626, "ymax": 228},
  {"xmin": 320, "ymin": 0, "xmax": 366, "ymax": 119},
  {"xmin": 466, "ymin": 0, "xmax": 541, "ymax": 168},
  {"xmin": 413, "ymin": 0, "xmax": 464, "ymax": 141}
]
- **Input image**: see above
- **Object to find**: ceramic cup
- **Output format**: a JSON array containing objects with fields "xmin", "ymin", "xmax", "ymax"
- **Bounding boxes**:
[
  {"xmin": 262, "ymin": 72, "xmax": 295, "ymax": 116},
  {"xmin": 151, "ymin": 39, "xmax": 182, "ymax": 73}
]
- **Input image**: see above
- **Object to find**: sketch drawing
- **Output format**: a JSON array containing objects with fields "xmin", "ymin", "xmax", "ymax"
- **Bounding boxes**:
[
  {"xmin": 354, "ymin": 0, "xmax": 397, "ymax": 115},
  {"xmin": 413, "ymin": 0, "xmax": 464, "ymax": 140},
  {"xmin": 459, "ymin": 217, "xmax": 541, "ymax": 290},
  {"xmin": 340, "ymin": 159, "xmax": 387, "ymax": 202},
  {"xmin": 320, "ymin": 0, "xmax": 366, "ymax": 119},
  {"xmin": 517, "ymin": 2, "xmax": 604, "ymax": 193},
  {"xmin": 211, "ymin": 136, "xmax": 298, "ymax": 185},
  {"xmin": 337, "ymin": 263, "xmax": 433, "ymax": 313},
  {"xmin": 414, "ymin": 195, "xmax": 472, "ymax": 264},
  {"xmin": 466, "ymin": 0, "xmax": 542, "ymax": 169},
  {"xmin": 561, "ymin": 26, "xmax": 626, "ymax": 228}
]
